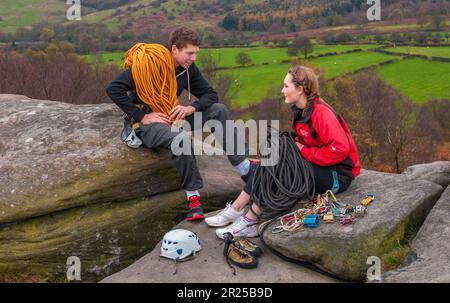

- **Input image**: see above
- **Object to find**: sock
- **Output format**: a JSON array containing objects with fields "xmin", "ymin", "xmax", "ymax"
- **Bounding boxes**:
[
  {"xmin": 236, "ymin": 159, "xmax": 250, "ymax": 176},
  {"xmin": 244, "ymin": 215, "xmax": 257, "ymax": 224},
  {"xmin": 186, "ymin": 190, "xmax": 200, "ymax": 199}
]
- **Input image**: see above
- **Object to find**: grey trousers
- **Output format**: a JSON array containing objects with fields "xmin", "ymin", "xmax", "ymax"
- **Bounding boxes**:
[{"xmin": 136, "ymin": 103, "xmax": 248, "ymax": 191}]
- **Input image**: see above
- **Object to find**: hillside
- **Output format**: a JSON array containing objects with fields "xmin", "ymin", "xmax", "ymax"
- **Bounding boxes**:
[{"xmin": 1, "ymin": 0, "xmax": 449, "ymax": 39}]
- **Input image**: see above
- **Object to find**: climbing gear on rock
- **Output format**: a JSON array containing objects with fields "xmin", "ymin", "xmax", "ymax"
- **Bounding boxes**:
[
  {"xmin": 303, "ymin": 214, "xmax": 320, "ymax": 228},
  {"xmin": 270, "ymin": 190, "xmax": 375, "ymax": 233},
  {"xmin": 361, "ymin": 194, "xmax": 375, "ymax": 206},
  {"xmin": 323, "ymin": 212, "xmax": 335, "ymax": 224},
  {"xmin": 205, "ymin": 201, "xmax": 244, "ymax": 227},
  {"xmin": 223, "ymin": 233, "xmax": 258, "ymax": 275},
  {"xmin": 186, "ymin": 195, "xmax": 205, "ymax": 221},
  {"xmin": 249, "ymin": 130, "xmax": 315, "ymax": 220},
  {"xmin": 339, "ymin": 214, "xmax": 355, "ymax": 225}
]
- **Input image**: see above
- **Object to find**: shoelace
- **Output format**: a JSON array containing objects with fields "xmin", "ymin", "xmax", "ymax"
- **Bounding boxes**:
[{"xmin": 223, "ymin": 232, "xmax": 252, "ymax": 276}]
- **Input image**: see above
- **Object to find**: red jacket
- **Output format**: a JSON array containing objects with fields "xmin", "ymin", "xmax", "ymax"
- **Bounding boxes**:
[{"xmin": 292, "ymin": 97, "xmax": 360, "ymax": 179}]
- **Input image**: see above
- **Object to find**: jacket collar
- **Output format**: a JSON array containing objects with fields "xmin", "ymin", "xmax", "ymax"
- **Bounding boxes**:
[{"xmin": 291, "ymin": 99, "xmax": 315, "ymax": 124}]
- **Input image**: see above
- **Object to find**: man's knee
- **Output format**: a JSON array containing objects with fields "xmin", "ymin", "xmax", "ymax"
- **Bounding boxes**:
[
  {"xmin": 209, "ymin": 103, "xmax": 228, "ymax": 115},
  {"xmin": 139, "ymin": 123, "xmax": 179, "ymax": 149}
]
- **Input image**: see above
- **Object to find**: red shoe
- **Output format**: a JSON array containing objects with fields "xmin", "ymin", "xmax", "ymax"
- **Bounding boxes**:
[{"xmin": 186, "ymin": 195, "xmax": 205, "ymax": 221}]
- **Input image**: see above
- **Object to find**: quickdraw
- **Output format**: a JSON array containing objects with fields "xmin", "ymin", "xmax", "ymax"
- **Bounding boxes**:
[
  {"xmin": 271, "ymin": 190, "xmax": 374, "ymax": 233},
  {"xmin": 339, "ymin": 214, "xmax": 355, "ymax": 225}
]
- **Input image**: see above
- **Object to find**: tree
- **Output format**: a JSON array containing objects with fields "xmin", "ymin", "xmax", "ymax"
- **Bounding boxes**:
[
  {"xmin": 292, "ymin": 36, "xmax": 313, "ymax": 59},
  {"xmin": 235, "ymin": 52, "xmax": 251, "ymax": 67},
  {"xmin": 222, "ymin": 15, "xmax": 239, "ymax": 30},
  {"xmin": 195, "ymin": 50, "xmax": 237, "ymax": 107},
  {"xmin": 40, "ymin": 27, "xmax": 55, "ymax": 43},
  {"xmin": 430, "ymin": 13, "xmax": 444, "ymax": 30},
  {"xmin": 287, "ymin": 44, "xmax": 298, "ymax": 57},
  {"xmin": 289, "ymin": 22, "xmax": 297, "ymax": 32}
]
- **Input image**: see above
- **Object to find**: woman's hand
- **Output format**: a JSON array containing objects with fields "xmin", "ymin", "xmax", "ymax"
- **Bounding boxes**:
[{"xmin": 296, "ymin": 142, "xmax": 304, "ymax": 152}]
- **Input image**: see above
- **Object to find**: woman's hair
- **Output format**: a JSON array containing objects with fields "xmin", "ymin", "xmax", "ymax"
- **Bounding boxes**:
[{"xmin": 288, "ymin": 65, "xmax": 320, "ymax": 104}]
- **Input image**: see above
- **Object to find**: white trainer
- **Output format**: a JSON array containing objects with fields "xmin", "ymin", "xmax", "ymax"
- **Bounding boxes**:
[
  {"xmin": 205, "ymin": 202, "xmax": 244, "ymax": 227},
  {"xmin": 215, "ymin": 215, "xmax": 259, "ymax": 239}
]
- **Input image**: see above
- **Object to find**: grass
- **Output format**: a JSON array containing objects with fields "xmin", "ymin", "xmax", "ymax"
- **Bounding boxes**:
[
  {"xmin": 377, "ymin": 58, "xmax": 450, "ymax": 103},
  {"xmin": 81, "ymin": 52, "xmax": 127, "ymax": 66},
  {"xmin": 221, "ymin": 51, "xmax": 396, "ymax": 107},
  {"xmin": 384, "ymin": 46, "xmax": 450, "ymax": 59},
  {"xmin": 309, "ymin": 51, "xmax": 396, "ymax": 79},
  {"xmin": 0, "ymin": 0, "xmax": 66, "ymax": 34},
  {"xmin": 199, "ymin": 44, "xmax": 378, "ymax": 68},
  {"xmin": 220, "ymin": 63, "xmax": 290, "ymax": 107}
]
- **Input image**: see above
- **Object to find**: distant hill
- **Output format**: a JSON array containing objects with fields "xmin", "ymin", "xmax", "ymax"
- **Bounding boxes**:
[
  {"xmin": 1, "ymin": 0, "xmax": 449, "ymax": 35},
  {"xmin": 0, "ymin": 0, "xmax": 448, "ymax": 52}
]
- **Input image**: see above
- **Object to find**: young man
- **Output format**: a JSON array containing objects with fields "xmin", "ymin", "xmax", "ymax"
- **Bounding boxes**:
[{"xmin": 106, "ymin": 27, "xmax": 258, "ymax": 221}]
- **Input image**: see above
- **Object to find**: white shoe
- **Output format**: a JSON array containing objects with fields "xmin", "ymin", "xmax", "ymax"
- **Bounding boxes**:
[
  {"xmin": 216, "ymin": 216, "xmax": 259, "ymax": 239},
  {"xmin": 205, "ymin": 202, "xmax": 244, "ymax": 227}
]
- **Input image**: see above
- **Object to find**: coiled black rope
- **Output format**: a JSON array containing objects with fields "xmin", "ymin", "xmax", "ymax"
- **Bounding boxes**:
[{"xmin": 249, "ymin": 130, "xmax": 315, "ymax": 220}]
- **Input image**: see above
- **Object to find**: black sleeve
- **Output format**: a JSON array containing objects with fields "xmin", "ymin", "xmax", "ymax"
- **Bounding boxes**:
[
  {"xmin": 188, "ymin": 63, "xmax": 219, "ymax": 111},
  {"xmin": 106, "ymin": 68, "xmax": 146, "ymax": 122}
]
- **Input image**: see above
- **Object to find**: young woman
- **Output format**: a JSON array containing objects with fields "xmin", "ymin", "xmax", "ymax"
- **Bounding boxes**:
[{"xmin": 205, "ymin": 65, "xmax": 361, "ymax": 239}]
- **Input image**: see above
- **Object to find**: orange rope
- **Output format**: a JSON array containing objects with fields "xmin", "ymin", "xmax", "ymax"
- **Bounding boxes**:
[{"xmin": 123, "ymin": 43, "xmax": 177, "ymax": 117}]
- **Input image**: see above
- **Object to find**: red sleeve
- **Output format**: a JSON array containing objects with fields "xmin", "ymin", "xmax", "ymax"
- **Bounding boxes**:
[{"xmin": 300, "ymin": 107, "xmax": 350, "ymax": 166}]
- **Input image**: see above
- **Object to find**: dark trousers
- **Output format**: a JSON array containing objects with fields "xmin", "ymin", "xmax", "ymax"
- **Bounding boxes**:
[
  {"xmin": 243, "ymin": 162, "xmax": 352, "ymax": 195},
  {"xmin": 136, "ymin": 103, "xmax": 247, "ymax": 191}
]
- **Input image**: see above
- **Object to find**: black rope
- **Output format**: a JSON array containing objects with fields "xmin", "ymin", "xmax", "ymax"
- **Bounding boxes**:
[{"xmin": 249, "ymin": 130, "xmax": 315, "ymax": 220}]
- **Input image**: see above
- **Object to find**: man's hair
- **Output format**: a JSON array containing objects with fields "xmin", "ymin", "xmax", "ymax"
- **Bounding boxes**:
[{"xmin": 168, "ymin": 27, "xmax": 201, "ymax": 49}]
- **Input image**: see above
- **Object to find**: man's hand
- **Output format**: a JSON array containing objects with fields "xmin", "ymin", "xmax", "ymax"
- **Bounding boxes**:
[
  {"xmin": 141, "ymin": 112, "xmax": 170, "ymax": 125},
  {"xmin": 169, "ymin": 105, "xmax": 196, "ymax": 122}
]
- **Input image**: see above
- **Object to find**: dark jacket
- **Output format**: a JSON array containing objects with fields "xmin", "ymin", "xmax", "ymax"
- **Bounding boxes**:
[{"xmin": 106, "ymin": 62, "xmax": 219, "ymax": 122}]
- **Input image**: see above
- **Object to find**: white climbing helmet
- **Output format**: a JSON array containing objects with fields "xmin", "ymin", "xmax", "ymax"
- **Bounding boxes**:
[{"xmin": 160, "ymin": 229, "xmax": 201, "ymax": 260}]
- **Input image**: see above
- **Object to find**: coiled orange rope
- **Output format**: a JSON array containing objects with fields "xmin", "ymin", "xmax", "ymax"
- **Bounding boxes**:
[{"xmin": 123, "ymin": 43, "xmax": 177, "ymax": 116}]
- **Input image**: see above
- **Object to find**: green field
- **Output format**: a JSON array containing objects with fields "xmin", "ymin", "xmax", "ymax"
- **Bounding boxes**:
[
  {"xmin": 310, "ymin": 51, "xmax": 396, "ymax": 79},
  {"xmin": 222, "ymin": 51, "xmax": 396, "ymax": 107},
  {"xmin": 200, "ymin": 44, "xmax": 377, "ymax": 68},
  {"xmin": 0, "ymin": 0, "xmax": 66, "ymax": 34},
  {"xmin": 377, "ymin": 58, "xmax": 450, "ymax": 104},
  {"xmin": 385, "ymin": 46, "xmax": 450, "ymax": 59},
  {"xmin": 220, "ymin": 63, "xmax": 290, "ymax": 107}
]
